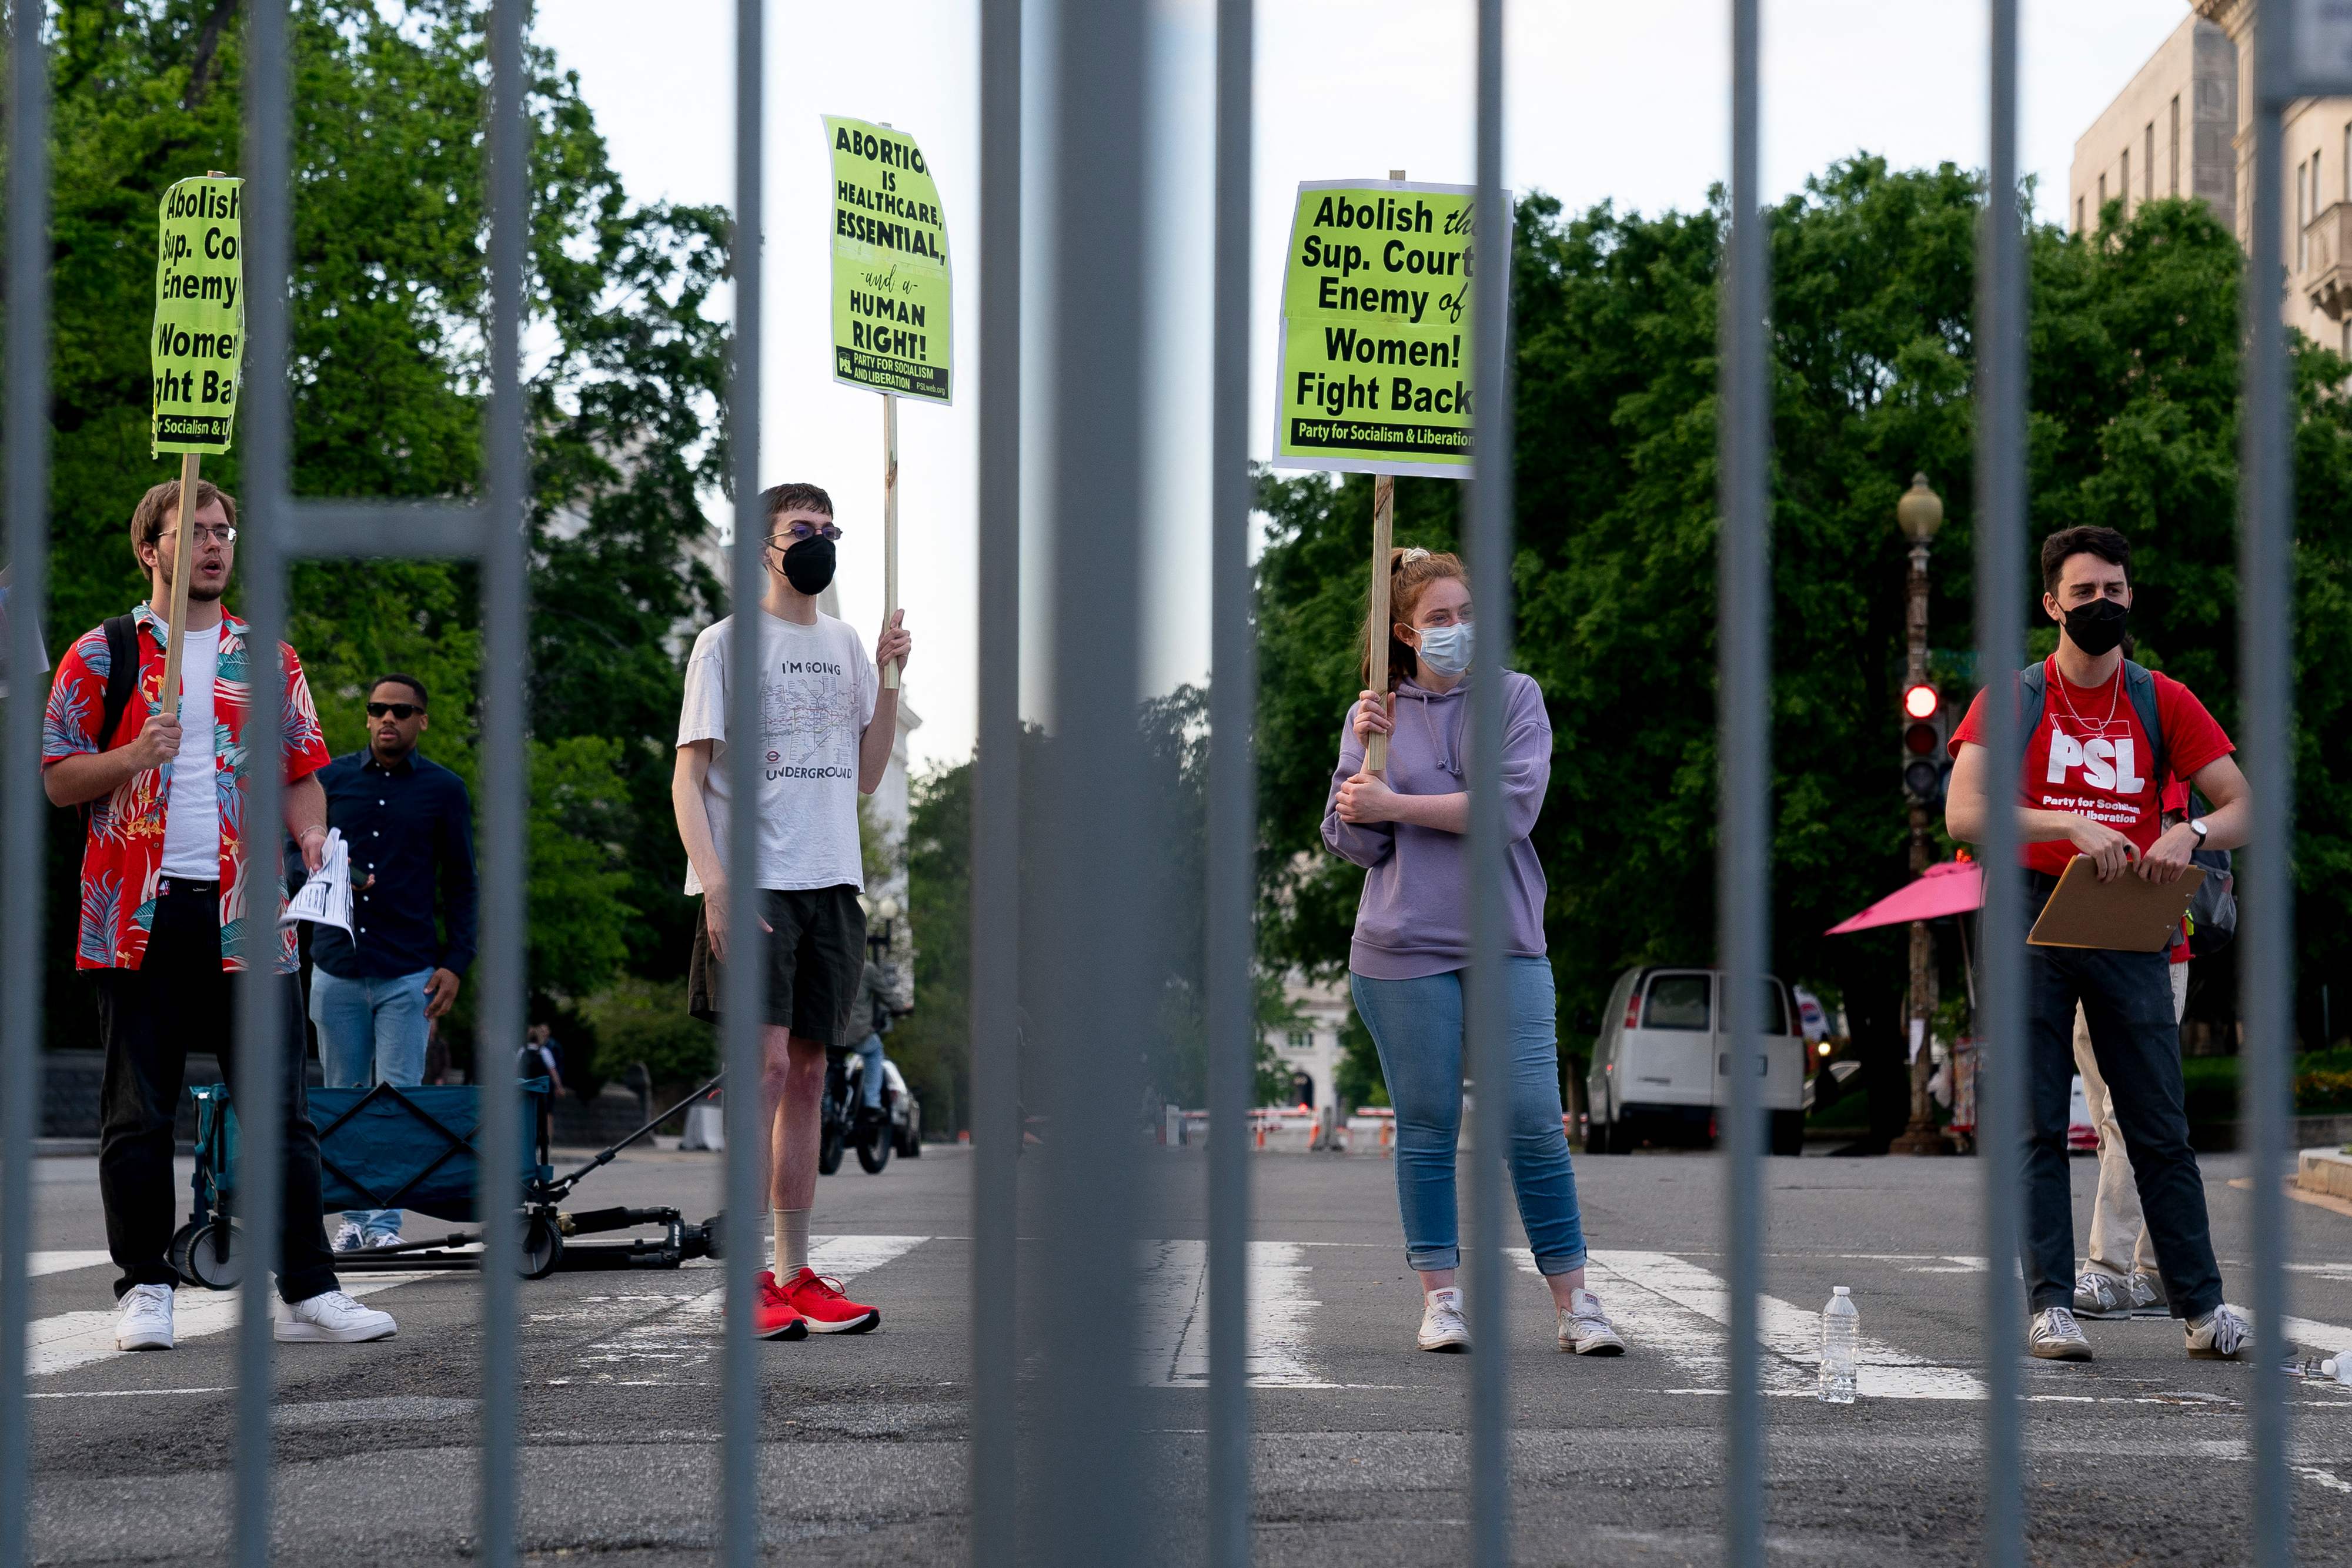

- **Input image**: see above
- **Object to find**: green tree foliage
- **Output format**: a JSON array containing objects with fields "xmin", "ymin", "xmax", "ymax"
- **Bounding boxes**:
[
  {"xmin": 28, "ymin": 2, "xmax": 726, "ymax": 1047},
  {"xmin": 1255, "ymin": 160, "xmax": 2352, "ymax": 1135}
]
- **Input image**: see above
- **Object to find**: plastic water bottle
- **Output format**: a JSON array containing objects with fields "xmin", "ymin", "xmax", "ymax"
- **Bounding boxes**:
[{"xmin": 1818, "ymin": 1286, "xmax": 1859, "ymax": 1404}]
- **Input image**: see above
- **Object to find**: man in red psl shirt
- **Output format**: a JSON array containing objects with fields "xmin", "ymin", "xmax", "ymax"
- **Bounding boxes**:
[{"xmin": 1946, "ymin": 525, "xmax": 2253, "ymax": 1365}]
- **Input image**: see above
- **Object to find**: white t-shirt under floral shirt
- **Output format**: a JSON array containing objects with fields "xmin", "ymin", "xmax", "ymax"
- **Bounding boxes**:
[{"xmin": 675, "ymin": 610, "xmax": 877, "ymax": 894}]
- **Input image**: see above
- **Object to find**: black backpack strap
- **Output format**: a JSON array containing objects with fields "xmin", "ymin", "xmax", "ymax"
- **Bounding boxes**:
[
  {"xmin": 98, "ymin": 613, "xmax": 141, "ymax": 750},
  {"xmin": 2120, "ymin": 658, "xmax": 2166, "ymax": 787}
]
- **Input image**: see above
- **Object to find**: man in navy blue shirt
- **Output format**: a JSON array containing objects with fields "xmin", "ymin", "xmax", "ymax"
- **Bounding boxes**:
[{"xmin": 309, "ymin": 673, "xmax": 479, "ymax": 1251}]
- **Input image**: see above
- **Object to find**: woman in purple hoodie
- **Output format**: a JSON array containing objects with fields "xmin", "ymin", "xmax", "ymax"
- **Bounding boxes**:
[{"xmin": 1324, "ymin": 547, "xmax": 1624, "ymax": 1356}]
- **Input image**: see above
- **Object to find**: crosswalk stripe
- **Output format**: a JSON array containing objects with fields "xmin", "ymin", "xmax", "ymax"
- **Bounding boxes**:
[
  {"xmin": 1135, "ymin": 1240, "xmax": 1331, "ymax": 1388},
  {"xmin": 573, "ymin": 1234, "xmax": 930, "ymax": 1380},
  {"xmin": 27, "ymin": 1251, "xmax": 112, "ymax": 1279},
  {"xmin": 28, "ymin": 1275, "xmax": 425, "ymax": 1379},
  {"xmin": 1518, "ymin": 1249, "xmax": 1986, "ymax": 1400}
]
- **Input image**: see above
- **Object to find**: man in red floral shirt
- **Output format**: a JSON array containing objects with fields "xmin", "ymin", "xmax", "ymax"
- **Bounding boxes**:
[{"xmin": 43, "ymin": 479, "xmax": 397, "ymax": 1353}]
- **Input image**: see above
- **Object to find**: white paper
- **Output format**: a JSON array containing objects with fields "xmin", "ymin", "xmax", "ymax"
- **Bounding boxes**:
[
  {"xmin": 1907, "ymin": 1017, "xmax": 1926, "ymax": 1064},
  {"xmin": 282, "ymin": 827, "xmax": 353, "ymax": 935}
]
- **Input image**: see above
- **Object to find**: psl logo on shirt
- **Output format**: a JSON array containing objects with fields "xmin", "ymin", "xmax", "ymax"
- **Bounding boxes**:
[{"xmin": 2044, "ymin": 728, "xmax": 2147, "ymax": 794}]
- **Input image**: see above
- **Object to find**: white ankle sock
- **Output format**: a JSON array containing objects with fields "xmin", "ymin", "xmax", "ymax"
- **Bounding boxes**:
[{"xmin": 773, "ymin": 1208, "xmax": 810, "ymax": 1278}]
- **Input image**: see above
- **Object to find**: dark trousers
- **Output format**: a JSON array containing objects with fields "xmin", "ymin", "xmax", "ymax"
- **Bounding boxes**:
[
  {"xmin": 2020, "ymin": 881, "xmax": 2222, "ymax": 1320},
  {"xmin": 96, "ymin": 880, "xmax": 338, "ymax": 1304}
]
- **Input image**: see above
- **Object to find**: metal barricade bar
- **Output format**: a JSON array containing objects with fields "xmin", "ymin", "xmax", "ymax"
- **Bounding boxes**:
[
  {"xmin": 1027, "ymin": 1, "xmax": 1151, "ymax": 1562},
  {"xmin": 1975, "ymin": 4, "xmax": 2027, "ymax": 1563},
  {"xmin": 284, "ymin": 503, "xmax": 487, "ymax": 561},
  {"xmin": 1, "ymin": 0, "xmax": 51, "ymax": 1563},
  {"xmin": 1205, "ymin": 3, "xmax": 1256, "ymax": 1567},
  {"xmin": 719, "ymin": 3, "xmax": 768, "ymax": 1566},
  {"xmin": 1717, "ymin": 2, "xmax": 1769, "ymax": 1563},
  {"xmin": 1464, "ymin": 3, "xmax": 1514, "ymax": 1562},
  {"xmin": 968, "ymin": 0, "xmax": 1022, "ymax": 1562},
  {"xmin": 2241, "ymin": 3, "xmax": 2293, "ymax": 1562}
]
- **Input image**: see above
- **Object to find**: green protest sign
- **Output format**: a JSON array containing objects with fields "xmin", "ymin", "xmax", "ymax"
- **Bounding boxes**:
[
  {"xmin": 150, "ymin": 174, "xmax": 245, "ymax": 456},
  {"xmin": 824, "ymin": 116, "xmax": 953, "ymax": 406},
  {"xmin": 1271, "ymin": 179, "xmax": 1504, "ymax": 479}
]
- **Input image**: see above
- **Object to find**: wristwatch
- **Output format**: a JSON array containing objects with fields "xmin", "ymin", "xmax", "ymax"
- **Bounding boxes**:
[{"xmin": 2188, "ymin": 818, "xmax": 2209, "ymax": 842}]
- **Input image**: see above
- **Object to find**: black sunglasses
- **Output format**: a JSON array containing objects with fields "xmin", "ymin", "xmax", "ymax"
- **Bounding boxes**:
[{"xmin": 366, "ymin": 701, "xmax": 424, "ymax": 720}]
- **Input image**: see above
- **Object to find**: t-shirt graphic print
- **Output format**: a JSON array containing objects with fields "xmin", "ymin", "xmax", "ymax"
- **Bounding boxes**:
[
  {"xmin": 677, "ymin": 610, "xmax": 877, "ymax": 894},
  {"xmin": 1950, "ymin": 654, "xmax": 2232, "ymax": 878}
]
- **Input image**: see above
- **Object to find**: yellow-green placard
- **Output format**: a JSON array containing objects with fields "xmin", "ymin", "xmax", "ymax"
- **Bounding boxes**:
[
  {"xmin": 1271, "ymin": 179, "xmax": 1505, "ymax": 479},
  {"xmin": 824, "ymin": 116, "xmax": 953, "ymax": 405},
  {"xmin": 150, "ymin": 175, "xmax": 245, "ymax": 456}
]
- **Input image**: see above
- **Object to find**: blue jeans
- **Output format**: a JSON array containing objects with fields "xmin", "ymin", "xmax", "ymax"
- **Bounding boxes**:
[
  {"xmin": 855, "ymin": 1032, "xmax": 886, "ymax": 1110},
  {"xmin": 1350, "ymin": 958, "xmax": 1588, "ymax": 1276},
  {"xmin": 310, "ymin": 965, "xmax": 432, "ymax": 1239}
]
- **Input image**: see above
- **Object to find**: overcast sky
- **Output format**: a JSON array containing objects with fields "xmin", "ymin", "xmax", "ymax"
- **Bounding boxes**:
[{"xmin": 533, "ymin": 0, "xmax": 2194, "ymax": 773}]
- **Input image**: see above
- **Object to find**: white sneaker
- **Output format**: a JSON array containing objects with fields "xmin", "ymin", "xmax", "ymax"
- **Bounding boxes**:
[
  {"xmin": 2029, "ymin": 1305, "xmax": 2093, "ymax": 1361},
  {"xmin": 114, "ymin": 1283, "xmax": 175, "ymax": 1352},
  {"xmin": 275, "ymin": 1289, "xmax": 397, "ymax": 1344},
  {"xmin": 1558, "ymin": 1288, "xmax": 1626, "ymax": 1355},
  {"xmin": 332, "ymin": 1222, "xmax": 367, "ymax": 1253},
  {"xmin": 1417, "ymin": 1287, "xmax": 1471, "ymax": 1352},
  {"xmin": 2072, "ymin": 1270, "xmax": 2129, "ymax": 1320},
  {"xmin": 2186, "ymin": 1303, "xmax": 2250, "ymax": 1360},
  {"xmin": 360, "ymin": 1230, "xmax": 402, "ymax": 1252}
]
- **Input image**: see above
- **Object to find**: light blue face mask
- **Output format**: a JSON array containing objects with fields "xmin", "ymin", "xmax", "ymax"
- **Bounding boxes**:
[{"xmin": 1415, "ymin": 620, "xmax": 1474, "ymax": 678}]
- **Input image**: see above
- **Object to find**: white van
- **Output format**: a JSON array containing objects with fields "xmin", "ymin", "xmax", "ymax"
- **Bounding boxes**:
[{"xmin": 1582, "ymin": 967, "xmax": 1808, "ymax": 1156}]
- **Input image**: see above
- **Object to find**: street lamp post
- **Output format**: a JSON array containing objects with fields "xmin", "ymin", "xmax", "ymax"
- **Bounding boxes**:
[{"xmin": 1890, "ymin": 474, "xmax": 1949, "ymax": 1156}]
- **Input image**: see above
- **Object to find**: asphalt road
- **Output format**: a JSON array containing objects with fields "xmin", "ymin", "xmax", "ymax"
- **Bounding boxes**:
[{"xmin": 21, "ymin": 1136, "xmax": 2352, "ymax": 1565}]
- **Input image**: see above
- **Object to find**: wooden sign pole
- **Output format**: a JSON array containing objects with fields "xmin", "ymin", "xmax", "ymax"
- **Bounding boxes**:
[
  {"xmin": 1362, "ymin": 169, "xmax": 1407, "ymax": 775},
  {"xmin": 882, "ymin": 392, "xmax": 901, "ymax": 690},
  {"xmin": 156, "ymin": 450, "xmax": 201, "ymax": 708}
]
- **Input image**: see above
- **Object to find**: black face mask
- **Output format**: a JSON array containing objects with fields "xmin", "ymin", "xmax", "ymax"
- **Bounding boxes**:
[
  {"xmin": 780, "ymin": 535, "xmax": 836, "ymax": 596},
  {"xmin": 2063, "ymin": 596, "xmax": 2129, "ymax": 657}
]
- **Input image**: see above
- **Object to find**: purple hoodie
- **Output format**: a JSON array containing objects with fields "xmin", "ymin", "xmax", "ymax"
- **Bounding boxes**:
[{"xmin": 1321, "ymin": 670, "xmax": 1552, "ymax": 979}]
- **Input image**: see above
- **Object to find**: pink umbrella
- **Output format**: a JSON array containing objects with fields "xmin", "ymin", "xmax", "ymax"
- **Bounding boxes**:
[{"xmin": 1825, "ymin": 858, "xmax": 1983, "ymax": 935}]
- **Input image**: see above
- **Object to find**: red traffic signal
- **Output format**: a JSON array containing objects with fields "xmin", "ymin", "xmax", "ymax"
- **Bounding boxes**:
[{"xmin": 1902, "ymin": 682, "xmax": 1940, "ymax": 721}]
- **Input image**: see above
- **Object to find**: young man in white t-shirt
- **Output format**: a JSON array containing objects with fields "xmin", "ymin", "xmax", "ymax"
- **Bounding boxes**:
[{"xmin": 671, "ymin": 481, "xmax": 910, "ymax": 1339}]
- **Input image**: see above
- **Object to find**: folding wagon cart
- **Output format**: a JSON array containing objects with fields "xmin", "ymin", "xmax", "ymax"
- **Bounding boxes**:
[{"xmin": 172, "ymin": 1074, "xmax": 727, "ymax": 1288}]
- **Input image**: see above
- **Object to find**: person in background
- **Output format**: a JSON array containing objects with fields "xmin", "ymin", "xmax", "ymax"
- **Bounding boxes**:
[
  {"xmin": 852, "ymin": 957, "xmax": 892, "ymax": 1129},
  {"xmin": 1323, "ymin": 546, "xmax": 1624, "ymax": 1358},
  {"xmin": 2071, "ymin": 775, "xmax": 2195, "ymax": 1322},
  {"xmin": 671, "ymin": 480, "xmax": 908, "ymax": 1342},
  {"xmin": 42, "ymin": 478, "xmax": 394, "ymax": 1350},
  {"xmin": 1946, "ymin": 524, "xmax": 2252, "ymax": 1362},
  {"xmin": 309, "ymin": 672, "xmax": 477, "ymax": 1253},
  {"xmin": 520, "ymin": 1023, "xmax": 566, "ymax": 1097}
]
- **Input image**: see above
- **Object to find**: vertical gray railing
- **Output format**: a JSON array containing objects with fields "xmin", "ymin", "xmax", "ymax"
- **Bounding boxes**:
[
  {"xmin": 248, "ymin": 2, "xmax": 538, "ymax": 1562},
  {"xmin": 0, "ymin": 4, "xmax": 2314, "ymax": 1567},
  {"xmin": 1025, "ymin": 0, "xmax": 1151, "ymax": 1561},
  {"xmin": 720, "ymin": 1, "xmax": 768, "ymax": 1564},
  {"xmin": 0, "ymin": 2, "xmax": 49, "ymax": 1566},
  {"xmin": 2240, "ymin": 3, "xmax": 2293, "ymax": 1564},
  {"xmin": 1205, "ymin": 1, "xmax": 1256, "ymax": 1566},
  {"xmin": 1716, "ymin": 1, "xmax": 1769, "ymax": 1564},
  {"xmin": 1975, "ymin": 1, "xmax": 2027, "ymax": 1562},
  {"xmin": 232, "ymin": 5, "xmax": 292, "ymax": 1559},
  {"xmin": 1464, "ymin": 2, "xmax": 1514, "ymax": 1563},
  {"xmin": 968, "ymin": 0, "xmax": 1021, "ymax": 1562}
]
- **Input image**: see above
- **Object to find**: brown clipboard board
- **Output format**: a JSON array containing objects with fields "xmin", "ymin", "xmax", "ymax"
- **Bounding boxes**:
[{"xmin": 2026, "ymin": 855, "xmax": 2205, "ymax": 952}]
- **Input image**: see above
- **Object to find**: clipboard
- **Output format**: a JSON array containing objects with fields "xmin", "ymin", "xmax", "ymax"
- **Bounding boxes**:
[{"xmin": 2026, "ymin": 855, "xmax": 2204, "ymax": 952}]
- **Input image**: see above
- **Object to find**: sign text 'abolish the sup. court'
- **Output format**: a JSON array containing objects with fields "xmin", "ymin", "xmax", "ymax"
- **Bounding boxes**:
[
  {"xmin": 151, "ymin": 175, "xmax": 246, "ymax": 456},
  {"xmin": 1272, "ymin": 180, "xmax": 1504, "ymax": 479},
  {"xmin": 824, "ymin": 116, "xmax": 953, "ymax": 405}
]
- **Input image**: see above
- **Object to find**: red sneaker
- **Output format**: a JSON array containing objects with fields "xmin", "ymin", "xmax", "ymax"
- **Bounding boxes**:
[
  {"xmin": 751, "ymin": 1269, "xmax": 808, "ymax": 1340},
  {"xmin": 779, "ymin": 1266, "xmax": 881, "ymax": 1334}
]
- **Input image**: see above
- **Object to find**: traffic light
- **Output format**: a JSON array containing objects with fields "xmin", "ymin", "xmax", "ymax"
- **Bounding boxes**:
[{"xmin": 1900, "ymin": 681, "xmax": 1952, "ymax": 803}]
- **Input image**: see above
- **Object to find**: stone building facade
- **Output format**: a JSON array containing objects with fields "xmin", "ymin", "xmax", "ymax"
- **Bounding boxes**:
[{"xmin": 2076, "ymin": 4, "xmax": 2352, "ymax": 355}]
